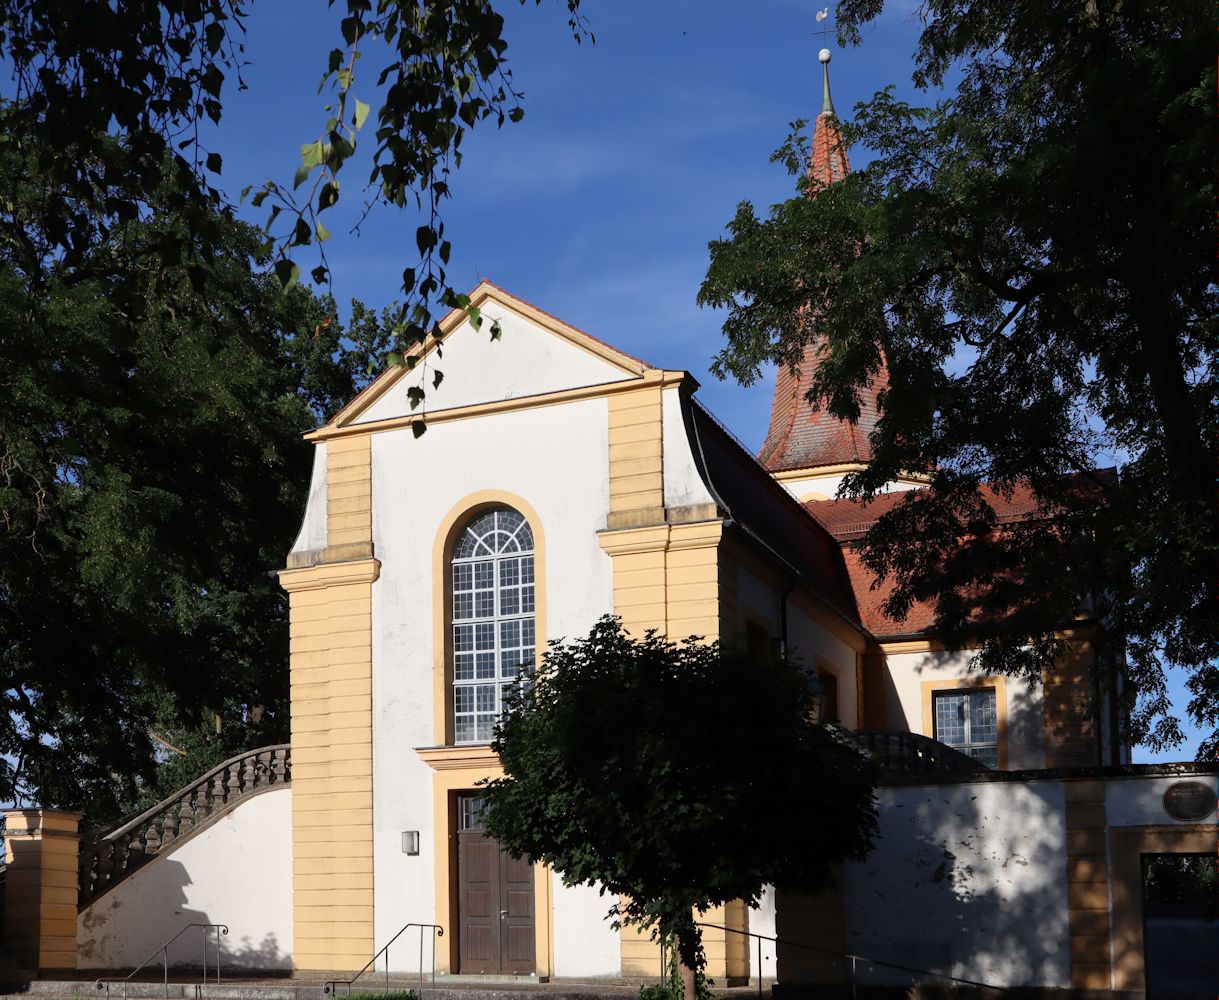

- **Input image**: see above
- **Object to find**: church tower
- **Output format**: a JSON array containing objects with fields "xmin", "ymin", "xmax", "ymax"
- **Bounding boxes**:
[{"xmin": 757, "ymin": 49, "xmax": 903, "ymax": 503}]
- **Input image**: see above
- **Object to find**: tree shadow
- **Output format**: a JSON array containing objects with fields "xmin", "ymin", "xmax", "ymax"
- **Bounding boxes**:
[
  {"xmin": 78, "ymin": 857, "xmax": 290, "ymax": 974},
  {"xmin": 843, "ymin": 775, "xmax": 1068, "ymax": 993}
]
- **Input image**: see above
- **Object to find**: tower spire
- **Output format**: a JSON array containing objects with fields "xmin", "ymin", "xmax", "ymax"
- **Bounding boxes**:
[
  {"xmin": 757, "ymin": 43, "xmax": 889, "ymax": 477},
  {"xmin": 807, "ymin": 48, "xmax": 850, "ymax": 190}
]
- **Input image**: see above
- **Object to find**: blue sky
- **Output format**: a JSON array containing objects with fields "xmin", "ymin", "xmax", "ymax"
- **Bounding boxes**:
[
  {"xmin": 203, "ymin": 1, "xmax": 1201, "ymax": 761},
  {"xmin": 211, "ymin": 1, "xmax": 931, "ymax": 442}
]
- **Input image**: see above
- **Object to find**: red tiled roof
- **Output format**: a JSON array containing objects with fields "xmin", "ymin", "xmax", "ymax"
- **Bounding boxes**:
[
  {"xmin": 808, "ymin": 108, "xmax": 851, "ymax": 191},
  {"xmin": 805, "ymin": 485, "xmax": 1043, "ymax": 637},
  {"xmin": 809, "ymin": 484, "xmax": 1043, "ymax": 542},
  {"xmin": 802, "ymin": 476, "xmax": 1112, "ymax": 637},
  {"xmin": 688, "ymin": 402, "xmax": 862, "ymax": 627},
  {"xmin": 758, "ymin": 341, "xmax": 889, "ymax": 472}
]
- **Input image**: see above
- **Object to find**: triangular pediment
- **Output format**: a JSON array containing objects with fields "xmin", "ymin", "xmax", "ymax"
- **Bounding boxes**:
[{"xmin": 326, "ymin": 281, "xmax": 650, "ymax": 430}]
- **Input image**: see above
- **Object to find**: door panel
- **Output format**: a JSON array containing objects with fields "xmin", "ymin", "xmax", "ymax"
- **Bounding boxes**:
[
  {"xmin": 456, "ymin": 797, "xmax": 536, "ymax": 974},
  {"xmin": 458, "ymin": 832, "xmax": 500, "ymax": 973},
  {"xmin": 502, "ymin": 851, "xmax": 536, "ymax": 973}
]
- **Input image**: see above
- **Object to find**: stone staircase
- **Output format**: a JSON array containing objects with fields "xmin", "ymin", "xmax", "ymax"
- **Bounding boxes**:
[{"xmin": 77, "ymin": 745, "xmax": 291, "ymax": 908}]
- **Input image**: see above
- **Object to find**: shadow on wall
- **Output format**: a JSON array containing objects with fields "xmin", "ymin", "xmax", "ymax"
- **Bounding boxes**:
[
  {"xmin": 78, "ymin": 858, "xmax": 290, "ymax": 973},
  {"xmin": 843, "ymin": 777, "xmax": 1069, "ymax": 991}
]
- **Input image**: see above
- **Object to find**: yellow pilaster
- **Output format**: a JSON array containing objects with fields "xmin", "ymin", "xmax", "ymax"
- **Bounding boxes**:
[
  {"xmin": 281, "ymin": 553, "xmax": 379, "ymax": 971},
  {"xmin": 600, "ymin": 516, "xmax": 734, "ymax": 978},
  {"xmin": 2, "ymin": 808, "xmax": 81, "ymax": 971},
  {"xmin": 1043, "ymin": 641, "xmax": 1099, "ymax": 766}
]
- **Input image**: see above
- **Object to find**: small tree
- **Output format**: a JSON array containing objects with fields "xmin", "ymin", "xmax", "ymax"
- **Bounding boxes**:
[{"xmin": 484, "ymin": 617, "xmax": 879, "ymax": 996}]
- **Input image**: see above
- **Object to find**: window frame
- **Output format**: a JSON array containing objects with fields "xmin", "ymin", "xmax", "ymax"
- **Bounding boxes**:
[
  {"xmin": 932, "ymin": 686, "xmax": 999, "ymax": 767},
  {"xmin": 921, "ymin": 676, "xmax": 1009, "ymax": 770},
  {"xmin": 432, "ymin": 492, "xmax": 547, "ymax": 748},
  {"xmin": 449, "ymin": 506, "xmax": 536, "ymax": 745}
]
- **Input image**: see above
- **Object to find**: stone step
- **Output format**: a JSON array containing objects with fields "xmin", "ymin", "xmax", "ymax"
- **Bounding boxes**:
[{"xmin": 0, "ymin": 978, "xmax": 753, "ymax": 1000}]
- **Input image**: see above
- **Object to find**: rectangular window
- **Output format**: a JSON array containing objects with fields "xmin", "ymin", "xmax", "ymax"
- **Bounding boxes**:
[{"xmin": 933, "ymin": 688, "xmax": 999, "ymax": 768}]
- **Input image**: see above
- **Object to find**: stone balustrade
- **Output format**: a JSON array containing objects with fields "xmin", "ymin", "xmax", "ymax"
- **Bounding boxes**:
[{"xmin": 77, "ymin": 744, "xmax": 291, "ymax": 908}]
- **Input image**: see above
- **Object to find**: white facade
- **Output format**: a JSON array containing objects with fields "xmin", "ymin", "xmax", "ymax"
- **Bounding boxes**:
[
  {"xmin": 776, "ymin": 470, "xmax": 922, "ymax": 504},
  {"xmin": 368, "ymin": 396, "xmax": 622, "ymax": 972},
  {"xmin": 352, "ymin": 305, "xmax": 639, "ymax": 426}
]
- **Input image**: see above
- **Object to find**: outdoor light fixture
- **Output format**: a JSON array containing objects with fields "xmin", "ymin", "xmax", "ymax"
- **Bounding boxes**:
[{"xmin": 401, "ymin": 830, "xmax": 420, "ymax": 855}]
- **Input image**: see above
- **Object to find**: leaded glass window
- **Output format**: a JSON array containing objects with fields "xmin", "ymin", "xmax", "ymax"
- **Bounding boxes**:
[
  {"xmin": 933, "ymin": 688, "xmax": 999, "ymax": 768},
  {"xmin": 451, "ymin": 508, "xmax": 535, "ymax": 744}
]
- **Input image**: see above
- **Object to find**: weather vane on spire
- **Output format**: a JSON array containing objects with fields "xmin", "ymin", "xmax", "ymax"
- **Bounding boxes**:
[
  {"xmin": 812, "ymin": 6, "xmax": 836, "ymax": 115},
  {"xmin": 813, "ymin": 6, "xmax": 833, "ymax": 43}
]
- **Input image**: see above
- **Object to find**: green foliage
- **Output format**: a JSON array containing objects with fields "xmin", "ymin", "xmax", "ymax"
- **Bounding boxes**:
[
  {"xmin": 484, "ymin": 617, "xmax": 878, "ymax": 974},
  {"xmin": 0, "ymin": 119, "xmax": 390, "ymax": 820},
  {"xmin": 1142, "ymin": 854, "xmax": 1218, "ymax": 918},
  {"xmin": 0, "ymin": 0, "xmax": 590, "ymax": 425},
  {"xmin": 700, "ymin": 1, "xmax": 1217, "ymax": 756},
  {"xmin": 338, "ymin": 992, "xmax": 418, "ymax": 1000}
]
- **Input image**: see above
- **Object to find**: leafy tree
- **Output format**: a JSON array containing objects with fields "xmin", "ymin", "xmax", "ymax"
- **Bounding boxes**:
[
  {"xmin": 0, "ymin": 123, "xmax": 391, "ymax": 819},
  {"xmin": 0, "ymin": 0, "xmax": 587, "ymax": 418},
  {"xmin": 699, "ymin": 1, "xmax": 1217, "ymax": 755},
  {"xmin": 484, "ymin": 617, "xmax": 879, "ymax": 996}
]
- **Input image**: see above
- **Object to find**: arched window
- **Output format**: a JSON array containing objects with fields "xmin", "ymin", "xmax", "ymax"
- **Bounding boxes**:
[{"xmin": 450, "ymin": 507, "xmax": 536, "ymax": 744}]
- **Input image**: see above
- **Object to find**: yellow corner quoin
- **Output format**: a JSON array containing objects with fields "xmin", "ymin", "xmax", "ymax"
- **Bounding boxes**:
[
  {"xmin": 280, "ymin": 556, "xmax": 380, "ymax": 971},
  {"xmin": 598, "ymin": 520, "xmax": 724, "ymax": 642},
  {"xmin": 2, "ymin": 808, "xmax": 81, "ymax": 971},
  {"xmin": 326, "ymin": 435, "xmax": 372, "ymax": 549}
]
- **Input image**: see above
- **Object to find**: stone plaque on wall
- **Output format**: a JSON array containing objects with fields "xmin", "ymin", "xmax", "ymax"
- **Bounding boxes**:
[{"xmin": 1162, "ymin": 780, "xmax": 1216, "ymax": 821}]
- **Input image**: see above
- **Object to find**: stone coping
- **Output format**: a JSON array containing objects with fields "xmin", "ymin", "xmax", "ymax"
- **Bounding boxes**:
[{"xmin": 878, "ymin": 759, "xmax": 1218, "ymax": 787}]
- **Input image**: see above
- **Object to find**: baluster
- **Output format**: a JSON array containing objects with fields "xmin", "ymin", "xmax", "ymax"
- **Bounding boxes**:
[
  {"xmin": 176, "ymin": 791, "xmax": 194, "ymax": 836},
  {"xmin": 226, "ymin": 760, "xmax": 242, "ymax": 799},
  {"xmin": 241, "ymin": 754, "xmax": 257, "ymax": 793},
  {"xmin": 118, "ymin": 834, "xmax": 137, "ymax": 873},
  {"xmin": 144, "ymin": 816, "xmax": 162, "ymax": 855},
  {"xmin": 194, "ymin": 780, "xmax": 211, "ymax": 825},
  {"xmin": 161, "ymin": 796, "xmax": 180, "ymax": 845},
  {"xmin": 210, "ymin": 769, "xmax": 227, "ymax": 812},
  {"xmin": 97, "ymin": 841, "xmax": 115, "ymax": 889}
]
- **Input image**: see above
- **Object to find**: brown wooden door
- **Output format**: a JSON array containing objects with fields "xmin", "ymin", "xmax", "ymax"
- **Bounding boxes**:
[{"xmin": 457, "ymin": 797, "xmax": 535, "ymax": 974}]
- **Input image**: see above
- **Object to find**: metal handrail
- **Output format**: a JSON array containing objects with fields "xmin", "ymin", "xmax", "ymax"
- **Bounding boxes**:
[
  {"xmin": 695, "ymin": 920, "xmax": 1006, "ymax": 998},
  {"xmin": 95, "ymin": 923, "xmax": 229, "ymax": 1000},
  {"xmin": 324, "ymin": 922, "xmax": 444, "ymax": 995}
]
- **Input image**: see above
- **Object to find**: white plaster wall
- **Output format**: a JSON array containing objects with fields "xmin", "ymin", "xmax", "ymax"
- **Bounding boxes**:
[
  {"xmin": 883, "ymin": 650, "xmax": 1046, "ymax": 770},
  {"xmin": 843, "ymin": 780, "xmax": 1069, "ymax": 988},
  {"xmin": 1104, "ymin": 773, "xmax": 1218, "ymax": 827},
  {"xmin": 551, "ymin": 877, "xmax": 621, "ymax": 977},
  {"xmin": 779, "ymin": 472, "xmax": 921, "ymax": 504},
  {"xmin": 78, "ymin": 789, "xmax": 293, "ymax": 971},
  {"xmin": 749, "ymin": 887, "xmax": 778, "ymax": 980},
  {"xmin": 354, "ymin": 310, "xmax": 635, "ymax": 425},
  {"xmin": 727, "ymin": 563, "xmax": 859, "ymax": 725},
  {"xmin": 289, "ymin": 443, "xmax": 327, "ymax": 554},
  {"xmin": 786, "ymin": 602, "xmax": 859, "ymax": 728},
  {"xmin": 662, "ymin": 388, "xmax": 716, "ymax": 510},
  {"xmin": 369, "ymin": 397, "xmax": 617, "ymax": 972}
]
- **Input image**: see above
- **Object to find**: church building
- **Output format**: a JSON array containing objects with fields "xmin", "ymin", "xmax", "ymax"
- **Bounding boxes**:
[
  {"xmin": 273, "ymin": 54, "xmax": 1122, "ymax": 982},
  {"xmin": 0, "ymin": 51, "xmax": 1199, "ymax": 1000}
]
